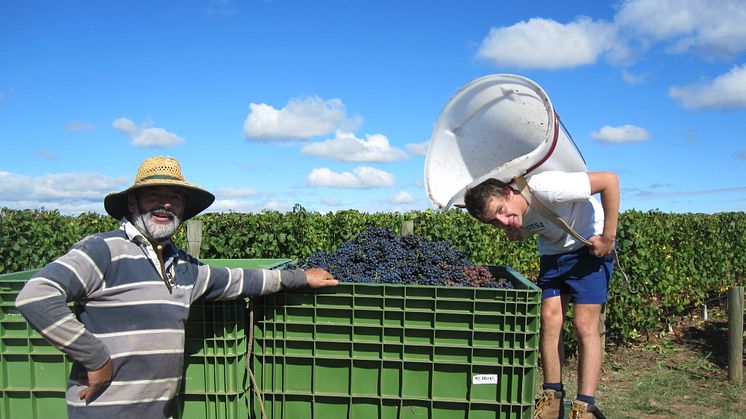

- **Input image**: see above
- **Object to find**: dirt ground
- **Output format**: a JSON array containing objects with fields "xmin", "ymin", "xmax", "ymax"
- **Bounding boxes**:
[{"xmin": 550, "ymin": 301, "xmax": 745, "ymax": 418}]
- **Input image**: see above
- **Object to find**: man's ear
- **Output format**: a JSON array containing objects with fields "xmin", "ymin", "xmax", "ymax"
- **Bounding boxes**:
[
  {"xmin": 509, "ymin": 188, "xmax": 526, "ymax": 205},
  {"xmin": 127, "ymin": 192, "xmax": 137, "ymax": 214}
]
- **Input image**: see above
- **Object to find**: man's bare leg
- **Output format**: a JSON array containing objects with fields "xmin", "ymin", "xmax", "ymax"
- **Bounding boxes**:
[
  {"xmin": 540, "ymin": 295, "xmax": 570, "ymax": 383},
  {"xmin": 573, "ymin": 303, "xmax": 603, "ymax": 396}
]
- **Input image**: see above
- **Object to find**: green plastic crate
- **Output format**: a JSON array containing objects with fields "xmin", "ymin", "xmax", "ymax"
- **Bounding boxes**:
[
  {"xmin": 0, "ymin": 259, "xmax": 293, "ymax": 419},
  {"xmin": 177, "ymin": 392, "xmax": 250, "ymax": 419},
  {"xmin": 0, "ymin": 390, "xmax": 66, "ymax": 418},
  {"xmin": 200, "ymin": 259, "xmax": 293, "ymax": 270},
  {"xmin": 182, "ymin": 300, "xmax": 250, "ymax": 397},
  {"xmin": 1, "ymin": 274, "xmax": 71, "ymax": 416},
  {"xmin": 250, "ymin": 265, "xmax": 541, "ymax": 419}
]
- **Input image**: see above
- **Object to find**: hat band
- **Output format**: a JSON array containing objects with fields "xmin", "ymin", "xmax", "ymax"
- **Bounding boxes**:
[{"xmin": 138, "ymin": 175, "xmax": 184, "ymax": 182}]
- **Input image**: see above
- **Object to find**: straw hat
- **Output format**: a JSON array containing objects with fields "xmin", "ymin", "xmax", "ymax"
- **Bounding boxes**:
[{"xmin": 104, "ymin": 156, "xmax": 215, "ymax": 221}]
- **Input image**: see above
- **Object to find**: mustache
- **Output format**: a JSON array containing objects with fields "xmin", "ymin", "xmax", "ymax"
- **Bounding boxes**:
[{"xmin": 149, "ymin": 207, "xmax": 177, "ymax": 218}]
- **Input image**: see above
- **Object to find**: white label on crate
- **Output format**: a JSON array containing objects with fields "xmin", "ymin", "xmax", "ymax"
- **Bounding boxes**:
[{"xmin": 472, "ymin": 374, "xmax": 499, "ymax": 384}]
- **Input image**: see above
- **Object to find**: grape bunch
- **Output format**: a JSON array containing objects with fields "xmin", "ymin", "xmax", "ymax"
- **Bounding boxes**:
[{"xmin": 297, "ymin": 226, "xmax": 512, "ymax": 288}]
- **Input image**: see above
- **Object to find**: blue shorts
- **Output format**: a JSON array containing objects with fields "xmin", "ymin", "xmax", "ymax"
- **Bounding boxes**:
[{"xmin": 537, "ymin": 246, "xmax": 614, "ymax": 304}]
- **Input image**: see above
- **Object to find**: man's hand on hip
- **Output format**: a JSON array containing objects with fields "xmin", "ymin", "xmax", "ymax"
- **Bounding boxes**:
[{"xmin": 79, "ymin": 358, "xmax": 113, "ymax": 403}]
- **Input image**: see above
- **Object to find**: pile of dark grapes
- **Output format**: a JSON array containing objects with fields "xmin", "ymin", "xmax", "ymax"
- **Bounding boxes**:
[{"xmin": 297, "ymin": 226, "xmax": 512, "ymax": 288}]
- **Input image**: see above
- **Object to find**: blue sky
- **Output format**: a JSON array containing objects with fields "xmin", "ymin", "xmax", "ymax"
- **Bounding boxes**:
[{"xmin": 1, "ymin": 0, "xmax": 745, "ymax": 216}]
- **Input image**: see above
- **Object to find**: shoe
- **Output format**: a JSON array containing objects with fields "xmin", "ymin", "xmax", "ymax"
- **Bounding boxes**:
[
  {"xmin": 534, "ymin": 389, "xmax": 564, "ymax": 418},
  {"xmin": 569, "ymin": 399, "xmax": 607, "ymax": 419}
]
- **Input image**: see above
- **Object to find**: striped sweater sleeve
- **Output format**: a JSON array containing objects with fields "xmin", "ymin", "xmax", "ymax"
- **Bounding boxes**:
[
  {"xmin": 185, "ymin": 253, "xmax": 308, "ymax": 302},
  {"xmin": 15, "ymin": 235, "xmax": 111, "ymax": 370}
]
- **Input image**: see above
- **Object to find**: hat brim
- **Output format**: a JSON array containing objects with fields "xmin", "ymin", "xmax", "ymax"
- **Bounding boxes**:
[{"xmin": 104, "ymin": 180, "xmax": 215, "ymax": 221}]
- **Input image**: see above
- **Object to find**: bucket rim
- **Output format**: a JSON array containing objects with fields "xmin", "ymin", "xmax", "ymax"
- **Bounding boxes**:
[{"xmin": 424, "ymin": 73, "xmax": 558, "ymax": 210}]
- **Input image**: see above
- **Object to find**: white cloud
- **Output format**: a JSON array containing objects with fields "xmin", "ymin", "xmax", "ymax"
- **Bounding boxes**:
[
  {"xmin": 734, "ymin": 149, "xmax": 746, "ymax": 160},
  {"xmin": 1, "ymin": 200, "xmax": 104, "ymax": 214},
  {"xmin": 243, "ymin": 96, "xmax": 362, "ymax": 141},
  {"xmin": 203, "ymin": 189, "xmax": 295, "ymax": 213},
  {"xmin": 113, "ymin": 117, "xmax": 135, "ymax": 133},
  {"xmin": 34, "ymin": 150, "xmax": 57, "ymax": 161},
  {"xmin": 112, "ymin": 118, "xmax": 185, "ymax": 147},
  {"xmin": 591, "ymin": 124, "xmax": 651, "ymax": 143},
  {"xmin": 668, "ymin": 65, "xmax": 746, "ymax": 109},
  {"xmin": 301, "ymin": 131, "xmax": 407, "ymax": 162},
  {"xmin": 0, "ymin": 171, "xmax": 127, "ymax": 201},
  {"xmin": 208, "ymin": 197, "xmax": 292, "ymax": 213},
  {"xmin": 631, "ymin": 185, "xmax": 746, "ymax": 199},
  {"xmin": 477, "ymin": 1, "xmax": 746, "ymax": 71},
  {"xmin": 213, "ymin": 187, "xmax": 257, "ymax": 198},
  {"xmin": 476, "ymin": 17, "xmax": 617, "ymax": 70},
  {"xmin": 0, "ymin": 171, "xmax": 129, "ymax": 214},
  {"xmin": 321, "ymin": 196, "xmax": 342, "ymax": 206},
  {"xmin": 307, "ymin": 166, "xmax": 395, "ymax": 189},
  {"xmin": 261, "ymin": 199, "xmax": 294, "ymax": 212},
  {"xmin": 406, "ymin": 141, "xmax": 430, "ymax": 156},
  {"xmin": 649, "ymin": 182, "xmax": 672, "ymax": 189},
  {"xmin": 621, "ymin": 69, "xmax": 647, "ymax": 85},
  {"xmin": 387, "ymin": 191, "xmax": 415, "ymax": 204},
  {"xmin": 615, "ymin": 0, "xmax": 746, "ymax": 59},
  {"xmin": 66, "ymin": 120, "xmax": 95, "ymax": 132}
]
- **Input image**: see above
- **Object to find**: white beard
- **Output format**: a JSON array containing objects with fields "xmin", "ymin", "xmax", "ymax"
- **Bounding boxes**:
[{"xmin": 132, "ymin": 208, "xmax": 181, "ymax": 241}]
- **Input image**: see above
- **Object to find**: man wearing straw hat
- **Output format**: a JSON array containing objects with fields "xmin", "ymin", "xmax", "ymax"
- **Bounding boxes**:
[
  {"xmin": 464, "ymin": 171, "xmax": 619, "ymax": 419},
  {"xmin": 15, "ymin": 156, "xmax": 339, "ymax": 418}
]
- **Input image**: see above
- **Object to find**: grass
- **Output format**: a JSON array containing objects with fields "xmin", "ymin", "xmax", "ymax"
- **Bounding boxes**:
[{"xmin": 536, "ymin": 301, "xmax": 744, "ymax": 418}]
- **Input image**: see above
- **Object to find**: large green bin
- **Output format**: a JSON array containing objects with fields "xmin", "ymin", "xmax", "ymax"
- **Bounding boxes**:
[
  {"xmin": 0, "ymin": 259, "xmax": 292, "ymax": 419},
  {"xmin": 250, "ymin": 265, "xmax": 541, "ymax": 419},
  {"xmin": 3, "ymin": 261, "xmax": 541, "ymax": 418}
]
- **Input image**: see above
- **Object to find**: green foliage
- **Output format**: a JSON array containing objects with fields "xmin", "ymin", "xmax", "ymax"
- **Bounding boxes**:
[
  {"xmin": 1, "ymin": 206, "xmax": 744, "ymax": 347},
  {"xmin": 606, "ymin": 210, "xmax": 746, "ymax": 343},
  {"xmin": 0, "ymin": 208, "xmax": 117, "ymax": 273}
]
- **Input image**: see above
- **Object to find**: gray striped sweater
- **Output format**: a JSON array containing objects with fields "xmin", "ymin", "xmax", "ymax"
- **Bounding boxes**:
[{"xmin": 15, "ymin": 221, "xmax": 307, "ymax": 418}]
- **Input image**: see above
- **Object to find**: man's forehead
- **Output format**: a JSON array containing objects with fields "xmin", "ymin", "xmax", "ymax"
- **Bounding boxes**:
[
  {"xmin": 486, "ymin": 194, "xmax": 509, "ymax": 207},
  {"xmin": 138, "ymin": 186, "xmax": 185, "ymax": 196}
]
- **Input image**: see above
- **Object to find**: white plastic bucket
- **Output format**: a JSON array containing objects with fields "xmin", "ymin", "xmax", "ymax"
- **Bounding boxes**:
[{"xmin": 424, "ymin": 74, "xmax": 587, "ymax": 210}]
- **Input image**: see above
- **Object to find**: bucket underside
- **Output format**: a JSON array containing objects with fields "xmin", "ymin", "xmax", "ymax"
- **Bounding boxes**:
[{"xmin": 425, "ymin": 74, "xmax": 586, "ymax": 209}]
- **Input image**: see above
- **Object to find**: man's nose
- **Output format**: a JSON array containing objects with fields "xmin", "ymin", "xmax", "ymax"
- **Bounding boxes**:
[
  {"xmin": 496, "ymin": 215, "xmax": 511, "ymax": 226},
  {"xmin": 161, "ymin": 199, "xmax": 179, "ymax": 210},
  {"xmin": 152, "ymin": 195, "xmax": 175, "ymax": 209},
  {"xmin": 491, "ymin": 218, "xmax": 509, "ymax": 229}
]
